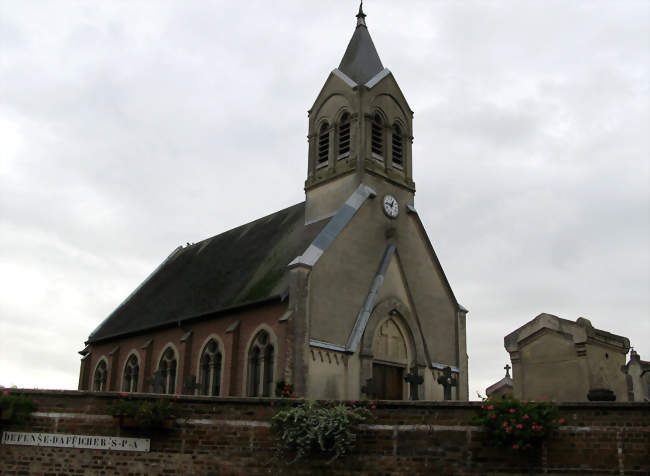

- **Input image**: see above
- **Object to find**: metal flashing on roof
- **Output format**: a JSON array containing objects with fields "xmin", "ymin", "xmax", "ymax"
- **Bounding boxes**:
[
  {"xmin": 278, "ymin": 310, "xmax": 292, "ymax": 323},
  {"xmin": 365, "ymin": 68, "xmax": 391, "ymax": 89},
  {"xmin": 346, "ymin": 243, "xmax": 397, "ymax": 352},
  {"xmin": 289, "ymin": 184, "xmax": 376, "ymax": 268},
  {"xmin": 304, "ymin": 211, "xmax": 336, "ymax": 227},
  {"xmin": 332, "ymin": 69, "xmax": 358, "ymax": 88},
  {"xmin": 458, "ymin": 304, "xmax": 469, "ymax": 313},
  {"xmin": 180, "ymin": 330, "xmax": 193, "ymax": 342},
  {"xmin": 310, "ymin": 339, "xmax": 347, "ymax": 353},
  {"xmin": 406, "ymin": 204, "xmax": 417, "ymax": 214},
  {"xmin": 431, "ymin": 362, "xmax": 460, "ymax": 373},
  {"xmin": 226, "ymin": 320, "xmax": 240, "ymax": 334},
  {"xmin": 141, "ymin": 339, "xmax": 152, "ymax": 350}
]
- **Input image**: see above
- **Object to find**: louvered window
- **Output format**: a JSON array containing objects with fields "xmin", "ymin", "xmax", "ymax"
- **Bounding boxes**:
[
  {"xmin": 317, "ymin": 122, "xmax": 329, "ymax": 166},
  {"xmin": 371, "ymin": 114, "xmax": 384, "ymax": 160},
  {"xmin": 338, "ymin": 113, "xmax": 351, "ymax": 159},
  {"xmin": 392, "ymin": 124, "xmax": 404, "ymax": 169}
]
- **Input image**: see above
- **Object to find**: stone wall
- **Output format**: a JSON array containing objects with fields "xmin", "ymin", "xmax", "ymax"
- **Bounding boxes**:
[{"xmin": 1, "ymin": 390, "xmax": 648, "ymax": 475}]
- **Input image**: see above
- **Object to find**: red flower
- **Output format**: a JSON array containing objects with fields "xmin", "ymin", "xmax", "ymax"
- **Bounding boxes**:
[
  {"xmin": 490, "ymin": 414, "xmax": 496, "ymax": 419},
  {"xmin": 487, "ymin": 405, "xmax": 494, "ymax": 410},
  {"xmin": 537, "ymin": 425, "xmax": 543, "ymax": 431},
  {"xmin": 33, "ymin": 399, "xmax": 39, "ymax": 403},
  {"xmin": 508, "ymin": 408, "xmax": 516, "ymax": 413},
  {"xmin": 348, "ymin": 411, "xmax": 354, "ymax": 415},
  {"xmin": 558, "ymin": 418, "xmax": 565, "ymax": 424},
  {"xmin": 503, "ymin": 422, "xmax": 508, "ymax": 427},
  {"xmin": 120, "ymin": 392, "xmax": 128, "ymax": 396},
  {"xmin": 523, "ymin": 414, "xmax": 529, "ymax": 419},
  {"xmin": 516, "ymin": 424, "xmax": 523, "ymax": 429},
  {"xmin": 371, "ymin": 405, "xmax": 376, "ymax": 409},
  {"xmin": 512, "ymin": 444, "xmax": 519, "ymax": 449},
  {"xmin": 2, "ymin": 390, "xmax": 8, "ymax": 395},
  {"xmin": 270, "ymin": 402, "xmax": 275, "ymax": 406}
]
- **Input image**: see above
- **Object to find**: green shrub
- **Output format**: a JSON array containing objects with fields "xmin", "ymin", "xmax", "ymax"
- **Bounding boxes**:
[
  {"xmin": 271, "ymin": 400, "xmax": 373, "ymax": 463},
  {"xmin": 472, "ymin": 396, "xmax": 565, "ymax": 450},
  {"xmin": 108, "ymin": 398, "xmax": 176, "ymax": 428},
  {"xmin": 0, "ymin": 392, "xmax": 37, "ymax": 424}
]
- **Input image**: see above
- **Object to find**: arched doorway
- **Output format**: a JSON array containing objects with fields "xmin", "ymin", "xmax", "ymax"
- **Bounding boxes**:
[{"xmin": 372, "ymin": 317, "xmax": 409, "ymax": 399}]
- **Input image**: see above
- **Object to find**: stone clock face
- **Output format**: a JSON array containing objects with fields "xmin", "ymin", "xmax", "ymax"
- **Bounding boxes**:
[{"xmin": 382, "ymin": 194, "xmax": 399, "ymax": 218}]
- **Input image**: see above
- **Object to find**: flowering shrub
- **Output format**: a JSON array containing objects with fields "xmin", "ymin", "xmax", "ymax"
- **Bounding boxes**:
[
  {"xmin": 271, "ymin": 400, "xmax": 373, "ymax": 463},
  {"xmin": 275, "ymin": 381, "xmax": 295, "ymax": 398},
  {"xmin": 0, "ymin": 392, "xmax": 37, "ymax": 424},
  {"xmin": 473, "ymin": 396, "xmax": 565, "ymax": 450},
  {"xmin": 108, "ymin": 397, "xmax": 176, "ymax": 428}
]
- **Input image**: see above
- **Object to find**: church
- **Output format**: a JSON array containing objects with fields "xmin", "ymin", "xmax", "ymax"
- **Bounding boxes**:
[{"xmin": 78, "ymin": 5, "xmax": 469, "ymax": 402}]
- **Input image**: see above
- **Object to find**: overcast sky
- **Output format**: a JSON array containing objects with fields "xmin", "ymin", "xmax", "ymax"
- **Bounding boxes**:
[{"xmin": 1, "ymin": 1, "xmax": 648, "ymax": 399}]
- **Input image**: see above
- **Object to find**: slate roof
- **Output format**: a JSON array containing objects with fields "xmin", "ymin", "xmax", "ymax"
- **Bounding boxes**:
[
  {"xmin": 87, "ymin": 202, "xmax": 327, "ymax": 344},
  {"xmin": 338, "ymin": 5, "xmax": 384, "ymax": 84}
]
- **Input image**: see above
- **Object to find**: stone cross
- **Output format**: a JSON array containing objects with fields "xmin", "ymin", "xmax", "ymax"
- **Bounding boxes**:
[
  {"xmin": 504, "ymin": 364, "xmax": 511, "ymax": 378},
  {"xmin": 404, "ymin": 368, "xmax": 424, "ymax": 400},
  {"xmin": 145, "ymin": 370, "xmax": 164, "ymax": 394},
  {"xmin": 361, "ymin": 378, "xmax": 376, "ymax": 399},
  {"xmin": 436, "ymin": 366, "xmax": 457, "ymax": 401},
  {"xmin": 183, "ymin": 375, "xmax": 201, "ymax": 395}
]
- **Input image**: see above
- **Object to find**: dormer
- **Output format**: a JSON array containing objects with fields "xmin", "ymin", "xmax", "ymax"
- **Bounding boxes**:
[{"xmin": 305, "ymin": 4, "xmax": 415, "ymax": 222}]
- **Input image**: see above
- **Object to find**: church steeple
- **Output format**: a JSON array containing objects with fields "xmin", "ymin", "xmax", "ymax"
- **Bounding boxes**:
[
  {"xmin": 338, "ymin": 2, "xmax": 384, "ymax": 85},
  {"xmin": 305, "ymin": 4, "xmax": 414, "ymax": 223}
]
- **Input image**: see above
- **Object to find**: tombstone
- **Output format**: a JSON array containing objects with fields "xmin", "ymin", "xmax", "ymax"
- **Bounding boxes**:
[
  {"xmin": 361, "ymin": 378, "xmax": 377, "ymax": 399},
  {"xmin": 404, "ymin": 368, "xmax": 424, "ymax": 400},
  {"xmin": 145, "ymin": 370, "xmax": 164, "ymax": 394},
  {"xmin": 183, "ymin": 375, "xmax": 201, "ymax": 395},
  {"xmin": 436, "ymin": 366, "xmax": 457, "ymax": 401}
]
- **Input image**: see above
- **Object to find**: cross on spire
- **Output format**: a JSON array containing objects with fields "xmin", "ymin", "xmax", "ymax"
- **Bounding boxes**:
[
  {"xmin": 504, "ymin": 364, "xmax": 511, "ymax": 378},
  {"xmin": 356, "ymin": 1, "xmax": 367, "ymax": 27}
]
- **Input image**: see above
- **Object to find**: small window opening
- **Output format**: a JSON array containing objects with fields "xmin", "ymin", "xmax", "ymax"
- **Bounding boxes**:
[
  {"xmin": 93, "ymin": 360, "xmax": 107, "ymax": 392},
  {"xmin": 247, "ymin": 330, "xmax": 275, "ymax": 397},
  {"xmin": 317, "ymin": 122, "xmax": 329, "ymax": 167},
  {"xmin": 199, "ymin": 339, "xmax": 222, "ymax": 396},
  {"xmin": 392, "ymin": 124, "xmax": 404, "ymax": 169},
  {"xmin": 371, "ymin": 114, "xmax": 384, "ymax": 160},
  {"xmin": 338, "ymin": 113, "xmax": 351, "ymax": 159},
  {"xmin": 158, "ymin": 347, "xmax": 177, "ymax": 394},
  {"xmin": 122, "ymin": 354, "xmax": 139, "ymax": 393}
]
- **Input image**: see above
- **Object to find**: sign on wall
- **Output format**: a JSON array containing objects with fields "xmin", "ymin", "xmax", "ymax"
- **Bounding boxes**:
[{"xmin": 2, "ymin": 431, "xmax": 150, "ymax": 452}]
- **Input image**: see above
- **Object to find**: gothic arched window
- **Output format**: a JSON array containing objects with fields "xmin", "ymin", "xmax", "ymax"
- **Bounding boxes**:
[
  {"xmin": 247, "ymin": 330, "xmax": 275, "ymax": 397},
  {"xmin": 371, "ymin": 113, "xmax": 384, "ymax": 160},
  {"xmin": 392, "ymin": 124, "xmax": 403, "ymax": 169},
  {"xmin": 199, "ymin": 339, "xmax": 222, "ymax": 396},
  {"xmin": 338, "ymin": 113, "xmax": 351, "ymax": 159},
  {"xmin": 122, "ymin": 354, "xmax": 139, "ymax": 393},
  {"xmin": 317, "ymin": 122, "xmax": 330, "ymax": 167},
  {"xmin": 158, "ymin": 347, "xmax": 177, "ymax": 394},
  {"xmin": 93, "ymin": 360, "xmax": 107, "ymax": 392}
]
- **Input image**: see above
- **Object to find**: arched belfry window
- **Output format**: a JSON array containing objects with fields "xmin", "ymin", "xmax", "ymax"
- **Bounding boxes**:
[
  {"xmin": 247, "ymin": 330, "xmax": 275, "ymax": 397},
  {"xmin": 122, "ymin": 354, "xmax": 139, "ymax": 393},
  {"xmin": 371, "ymin": 113, "xmax": 384, "ymax": 160},
  {"xmin": 338, "ymin": 113, "xmax": 351, "ymax": 159},
  {"xmin": 317, "ymin": 122, "xmax": 330, "ymax": 167},
  {"xmin": 199, "ymin": 339, "xmax": 222, "ymax": 396},
  {"xmin": 158, "ymin": 347, "xmax": 177, "ymax": 394},
  {"xmin": 93, "ymin": 360, "xmax": 107, "ymax": 392},
  {"xmin": 392, "ymin": 124, "xmax": 404, "ymax": 169}
]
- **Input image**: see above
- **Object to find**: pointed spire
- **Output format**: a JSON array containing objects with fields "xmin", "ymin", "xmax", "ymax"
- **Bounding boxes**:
[
  {"xmin": 338, "ymin": 3, "xmax": 384, "ymax": 84},
  {"xmin": 356, "ymin": 1, "xmax": 366, "ymax": 27}
]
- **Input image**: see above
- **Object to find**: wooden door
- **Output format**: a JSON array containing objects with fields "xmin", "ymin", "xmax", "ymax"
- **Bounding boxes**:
[{"xmin": 373, "ymin": 363, "xmax": 404, "ymax": 400}]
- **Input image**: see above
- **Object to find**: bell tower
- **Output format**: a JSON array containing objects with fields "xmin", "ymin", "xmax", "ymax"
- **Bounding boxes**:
[{"xmin": 305, "ymin": 4, "xmax": 415, "ymax": 223}]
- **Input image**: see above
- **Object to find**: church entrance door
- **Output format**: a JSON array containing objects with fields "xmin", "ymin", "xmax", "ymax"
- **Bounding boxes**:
[{"xmin": 372, "ymin": 363, "xmax": 404, "ymax": 400}]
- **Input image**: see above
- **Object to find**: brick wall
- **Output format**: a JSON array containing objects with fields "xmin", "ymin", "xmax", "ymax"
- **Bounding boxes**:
[{"xmin": 1, "ymin": 390, "xmax": 648, "ymax": 475}]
